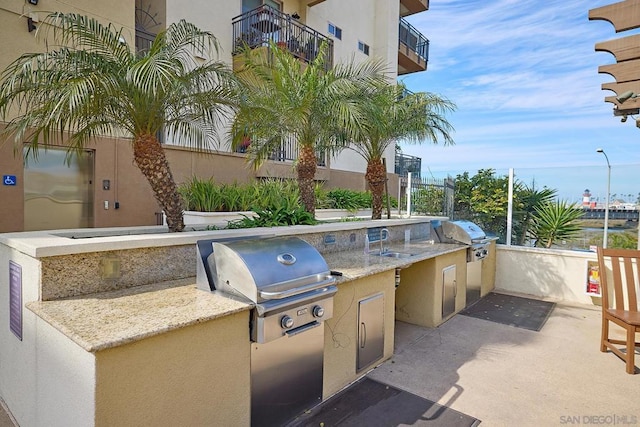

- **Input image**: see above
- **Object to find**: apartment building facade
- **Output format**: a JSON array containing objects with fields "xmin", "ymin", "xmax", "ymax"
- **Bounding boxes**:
[{"xmin": 0, "ymin": 0, "xmax": 430, "ymax": 232}]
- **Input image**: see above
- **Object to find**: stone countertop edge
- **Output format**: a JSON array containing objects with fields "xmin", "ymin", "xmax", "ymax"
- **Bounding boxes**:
[
  {"xmin": 26, "ymin": 278, "xmax": 253, "ymax": 353},
  {"xmin": 324, "ymin": 240, "xmax": 467, "ymax": 283},
  {"xmin": 0, "ymin": 217, "xmax": 441, "ymax": 258},
  {"xmin": 25, "ymin": 240, "xmax": 466, "ymax": 353}
]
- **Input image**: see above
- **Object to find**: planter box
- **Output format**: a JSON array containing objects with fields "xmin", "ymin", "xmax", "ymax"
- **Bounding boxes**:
[
  {"xmin": 316, "ymin": 209, "xmax": 373, "ymax": 220},
  {"xmin": 166, "ymin": 209, "xmax": 373, "ymax": 226},
  {"xmin": 164, "ymin": 211, "xmax": 256, "ymax": 226}
]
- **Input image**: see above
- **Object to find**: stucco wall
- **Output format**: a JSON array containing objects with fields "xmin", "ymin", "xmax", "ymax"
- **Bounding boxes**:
[
  {"xmin": 495, "ymin": 245, "xmax": 600, "ymax": 305},
  {"xmin": 35, "ymin": 319, "xmax": 96, "ymax": 427},
  {"xmin": 395, "ymin": 248, "xmax": 467, "ymax": 327},
  {"xmin": 0, "ymin": 247, "xmax": 96, "ymax": 427},
  {"xmin": 323, "ymin": 270, "xmax": 396, "ymax": 399},
  {"xmin": 94, "ymin": 312, "xmax": 250, "ymax": 427},
  {"xmin": 0, "ymin": 247, "xmax": 41, "ymax": 426},
  {"xmin": 0, "ymin": 0, "xmax": 134, "ymax": 84}
]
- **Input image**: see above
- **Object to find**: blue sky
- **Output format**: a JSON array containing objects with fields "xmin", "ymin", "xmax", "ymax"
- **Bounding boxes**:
[{"xmin": 399, "ymin": 0, "xmax": 640, "ymax": 203}]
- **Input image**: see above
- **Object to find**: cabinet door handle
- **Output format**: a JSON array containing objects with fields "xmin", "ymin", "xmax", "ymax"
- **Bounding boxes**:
[
  {"xmin": 453, "ymin": 280, "xmax": 457, "ymax": 297},
  {"xmin": 360, "ymin": 322, "xmax": 367, "ymax": 348}
]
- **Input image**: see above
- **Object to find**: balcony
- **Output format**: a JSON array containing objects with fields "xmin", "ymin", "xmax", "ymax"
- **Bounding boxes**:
[
  {"xmin": 236, "ymin": 135, "xmax": 327, "ymax": 167},
  {"xmin": 400, "ymin": 0, "xmax": 429, "ymax": 17},
  {"xmin": 231, "ymin": 5, "xmax": 333, "ymax": 69},
  {"xmin": 398, "ymin": 17, "xmax": 429, "ymax": 75},
  {"xmin": 395, "ymin": 152, "xmax": 422, "ymax": 178},
  {"xmin": 301, "ymin": 0, "xmax": 326, "ymax": 6}
]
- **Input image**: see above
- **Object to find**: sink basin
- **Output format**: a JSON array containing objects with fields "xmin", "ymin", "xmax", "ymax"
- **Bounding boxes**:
[{"xmin": 374, "ymin": 251, "xmax": 416, "ymax": 259}]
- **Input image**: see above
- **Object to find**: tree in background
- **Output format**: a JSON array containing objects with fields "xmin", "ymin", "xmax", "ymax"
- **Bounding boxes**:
[
  {"xmin": 512, "ymin": 182, "xmax": 557, "ymax": 245},
  {"xmin": 530, "ymin": 201, "xmax": 583, "ymax": 248},
  {"xmin": 413, "ymin": 185, "xmax": 445, "ymax": 215},
  {"xmin": 454, "ymin": 169, "xmax": 510, "ymax": 240},
  {"xmin": 0, "ymin": 14, "xmax": 236, "ymax": 232},
  {"xmin": 232, "ymin": 42, "xmax": 387, "ymax": 216},
  {"xmin": 348, "ymin": 83, "xmax": 455, "ymax": 219}
]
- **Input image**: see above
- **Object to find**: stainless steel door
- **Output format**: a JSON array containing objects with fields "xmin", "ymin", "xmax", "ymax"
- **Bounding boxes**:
[
  {"xmin": 466, "ymin": 261, "xmax": 482, "ymax": 307},
  {"xmin": 251, "ymin": 322, "xmax": 324, "ymax": 427},
  {"xmin": 23, "ymin": 147, "xmax": 94, "ymax": 231},
  {"xmin": 442, "ymin": 265, "xmax": 457, "ymax": 319},
  {"xmin": 357, "ymin": 293, "xmax": 384, "ymax": 372}
]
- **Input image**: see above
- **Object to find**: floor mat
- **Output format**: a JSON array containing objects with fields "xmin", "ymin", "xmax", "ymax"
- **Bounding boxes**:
[
  {"xmin": 286, "ymin": 377, "xmax": 481, "ymax": 427},
  {"xmin": 460, "ymin": 292, "xmax": 555, "ymax": 331}
]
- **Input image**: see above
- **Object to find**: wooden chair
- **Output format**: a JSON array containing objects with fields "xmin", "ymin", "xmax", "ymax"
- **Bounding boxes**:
[{"xmin": 596, "ymin": 247, "xmax": 640, "ymax": 374}]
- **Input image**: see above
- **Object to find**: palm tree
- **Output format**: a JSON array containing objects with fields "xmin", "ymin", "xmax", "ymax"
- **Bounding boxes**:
[
  {"xmin": 0, "ymin": 13, "xmax": 236, "ymax": 232},
  {"xmin": 513, "ymin": 182, "xmax": 557, "ymax": 245},
  {"xmin": 348, "ymin": 83, "xmax": 455, "ymax": 219},
  {"xmin": 231, "ymin": 42, "xmax": 387, "ymax": 215},
  {"xmin": 531, "ymin": 200, "xmax": 583, "ymax": 248}
]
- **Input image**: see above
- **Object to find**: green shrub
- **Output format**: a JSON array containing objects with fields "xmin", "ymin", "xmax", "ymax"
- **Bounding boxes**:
[
  {"xmin": 227, "ymin": 206, "xmax": 316, "ymax": 228},
  {"xmin": 178, "ymin": 177, "xmax": 222, "ymax": 212},
  {"xmin": 412, "ymin": 186, "xmax": 445, "ymax": 215},
  {"xmin": 178, "ymin": 177, "xmax": 302, "ymax": 213},
  {"xmin": 326, "ymin": 188, "xmax": 371, "ymax": 210},
  {"xmin": 531, "ymin": 201, "xmax": 583, "ymax": 248}
]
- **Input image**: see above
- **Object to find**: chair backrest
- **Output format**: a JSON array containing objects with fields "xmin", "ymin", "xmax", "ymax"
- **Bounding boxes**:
[{"xmin": 596, "ymin": 247, "xmax": 640, "ymax": 313}]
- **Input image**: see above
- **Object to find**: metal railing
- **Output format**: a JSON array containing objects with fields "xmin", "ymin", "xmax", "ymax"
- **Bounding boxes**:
[
  {"xmin": 395, "ymin": 153, "xmax": 422, "ymax": 178},
  {"xmin": 236, "ymin": 135, "xmax": 327, "ymax": 167},
  {"xmin": 399, "ymin": 17, "xmax": 430, "ymax": 64},
  {"xmin": 232, "ymin": 5, "xmax": 333, "ymax": 67},
  {"xmin": 399, "ymin": 175, "xmax": 454, "ymax": 217}
]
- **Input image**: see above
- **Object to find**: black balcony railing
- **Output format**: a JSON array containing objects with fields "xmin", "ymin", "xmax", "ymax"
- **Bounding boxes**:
[
  {"xmin": 236, "ymin": 135, "xmax": 327, "ymax": 167},
  {"xmin": 232, "ymin": 6, "xmax": 333, "ymax": 67},
  {"xmin": 395, "ymin": 153, "xmax": 422, "ymax": 178},
  {"xmin": 399, "ymin": 17, "xmax": 429, "ymax": 64}
]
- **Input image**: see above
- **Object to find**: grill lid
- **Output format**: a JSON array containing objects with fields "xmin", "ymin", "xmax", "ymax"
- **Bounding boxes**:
[
  {"xmin": 442, "ymin": 220, "xmax": 487, "ymax": 245},
  {"xmin": 208, "ymin": 236, "xmax": 334, "ymax": 303}
]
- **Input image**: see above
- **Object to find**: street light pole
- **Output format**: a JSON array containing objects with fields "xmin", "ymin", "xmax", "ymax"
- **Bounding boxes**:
[{"xmin": 596, "ymin": 148, "xmax": 611, "ymax": 248}]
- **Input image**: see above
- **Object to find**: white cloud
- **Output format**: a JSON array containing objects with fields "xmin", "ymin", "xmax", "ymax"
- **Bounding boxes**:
[{"xmin": 395, "ymin": 0, "xmax": 640, "ymax": 192}]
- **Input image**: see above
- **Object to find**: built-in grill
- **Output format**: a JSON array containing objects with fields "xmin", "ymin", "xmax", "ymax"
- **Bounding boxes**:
[
  {"xmin": 441, "ymin": 220, "xmax": 491, "ymax": 262},
  {"xmin": 435, "ymin": 220, "xmax": 491, "ymax": 308},
  {"xmin": 196, "ymin": 235, "xmax": 337, "ymax": 427}
]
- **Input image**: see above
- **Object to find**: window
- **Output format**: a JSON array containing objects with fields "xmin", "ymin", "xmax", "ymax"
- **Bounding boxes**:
[
  {"xmin": 328, "ymin": 22, "xmax": 342, "ymax": 40},
  {"xmin": 358, "ymin": 41, "xmax": 370, "ymax": 56}
]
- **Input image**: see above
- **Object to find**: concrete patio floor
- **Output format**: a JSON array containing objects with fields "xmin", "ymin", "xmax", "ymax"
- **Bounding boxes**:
[
  {"xmin": 369, "ymin": 297, "xmax": 640, "ymax": 426},
  {"xmin": 1, "ymin": 294, "xmax": 637, "ymax": 426}
]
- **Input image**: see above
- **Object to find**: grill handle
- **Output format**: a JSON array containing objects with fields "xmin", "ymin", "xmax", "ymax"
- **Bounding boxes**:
[
  {"xmin": 258, "ymin": 277, "xmax": 336, "ymax": 300},
  {"xmin": 285, "ymin": 321, "xmax": 321, "ymax": 337}
]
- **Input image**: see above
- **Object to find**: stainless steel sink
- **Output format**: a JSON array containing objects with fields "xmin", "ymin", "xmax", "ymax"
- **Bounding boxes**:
[{"xmin": 374, "ymin": 251, "xmax": 416, "ymax": 259}]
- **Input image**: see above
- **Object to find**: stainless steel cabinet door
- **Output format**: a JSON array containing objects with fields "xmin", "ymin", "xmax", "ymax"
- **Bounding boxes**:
[
  {"xmin": 442, "ymin": 265, "xmax": 457, "ymax": 319},
  {"xmin": 251, "ymin": 323, "xmax": 324, "ymax": 426},
  {"xmin": 357, "ymin": 293, "xmax": 384, "ymax": 372}
]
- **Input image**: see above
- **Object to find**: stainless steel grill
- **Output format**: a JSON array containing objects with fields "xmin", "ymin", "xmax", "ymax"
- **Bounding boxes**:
[
  {"xmin": 441, "ymin": 220, "xmax": 491, "ymax": 262},
  {"xmin": 196, "ymin": 235, "xmax": 337, "ymax": 427},
  {"xmin": 436, "ymin": 220, "xmax": 491, "ymax": 308}
]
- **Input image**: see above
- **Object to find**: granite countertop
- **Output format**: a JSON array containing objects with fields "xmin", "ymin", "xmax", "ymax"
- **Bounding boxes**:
[
  {"xmin": 27, "ymin": 278, "xmax": 252, "ymax": 352},
  {"xmin": 323, "ymin": 240, "xmax": 467, "ymax": 283},
  {"xmin": 26, "ymin": 240, "xmax": 466, "ymax": 353}
]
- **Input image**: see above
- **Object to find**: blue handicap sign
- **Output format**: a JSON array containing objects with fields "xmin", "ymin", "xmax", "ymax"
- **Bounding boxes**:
[{"xmin": 3, "ymin": 175, "xmax": 17, "ymax": 186}]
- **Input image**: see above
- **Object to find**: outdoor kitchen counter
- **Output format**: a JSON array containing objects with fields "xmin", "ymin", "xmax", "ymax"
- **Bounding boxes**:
[
  {"xmin": 26, "ymin": 277, "xmax": 252, "ymax": 352},
  {"xmin": 322, "ymin": 240, "xmax": 467, "ymax": 283},
  {"xmin": 23, "ymin": 242, "xmax": 465, "ymax": 353}
]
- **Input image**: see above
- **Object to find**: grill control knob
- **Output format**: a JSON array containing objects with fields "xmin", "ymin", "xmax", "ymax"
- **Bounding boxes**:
[
  {"xmin": 312, "ymin": 305, "xmax": 325, "ymax": 318},
  {"xmin": 281, "ymin": 315, "xmax": 294, "ymax": 329}
]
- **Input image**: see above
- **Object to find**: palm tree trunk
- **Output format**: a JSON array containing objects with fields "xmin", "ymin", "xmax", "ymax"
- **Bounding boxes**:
[
  {"xmin": 297, "ymin": 144, "xmax": 317, "ymax": 215},
  {"xmin": 133, "ymin": 134, "xmax": 185, "ymax": 232},
  {"xmin": 366, "ymin": 158, "xmax": 386, "ymax": 220}
]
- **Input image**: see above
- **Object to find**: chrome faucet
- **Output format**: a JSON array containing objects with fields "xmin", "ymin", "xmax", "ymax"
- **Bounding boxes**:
[{"xmin": 380, "ymin": 228, "xmax": 389, "ymax": 254}]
